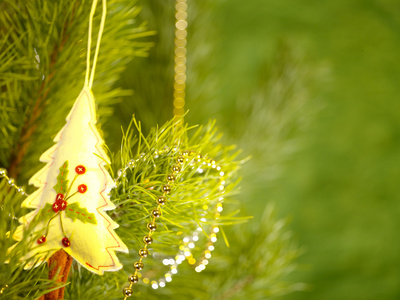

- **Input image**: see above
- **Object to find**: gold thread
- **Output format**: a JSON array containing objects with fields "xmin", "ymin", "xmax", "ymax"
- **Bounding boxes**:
[{"xmin": 85, "ymin": 0, "xmax": 107, "ymax": 89}]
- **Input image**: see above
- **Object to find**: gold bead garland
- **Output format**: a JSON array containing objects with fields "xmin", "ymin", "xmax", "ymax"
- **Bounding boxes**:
[
  {"xmin": 151, "ymin": 155, "xmax": 225, "ymax": 281},
  {"xmin": 0, "ymin": 284, "xmax": 8, "ymax": 295},
  {"xmin": 0, "ymin": 167, "xmax": 28, "ymax": 221},
  {"xmin": 120, "ymin": 149, "xmax": 226, "ymax": 297},
  {"xmin": 0, "ymin": 168, "xmax": 28, "ymax": 197},
  {"xmin": 121, "ymin": 149, "xmax": 186, "ymax": 299}
]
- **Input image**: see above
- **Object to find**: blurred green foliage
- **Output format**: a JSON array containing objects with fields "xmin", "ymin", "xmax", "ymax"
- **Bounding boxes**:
[
  {"xmin": 183, "ymin": 0, "xmax": 400, "ymax": 299},
  {"xmin": 116, "ymin": 0, "xmax": 400, "ymax": 299}
]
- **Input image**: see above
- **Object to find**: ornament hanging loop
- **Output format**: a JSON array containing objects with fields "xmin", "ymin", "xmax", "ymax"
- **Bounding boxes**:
[{"xmin": 85, "ymin": 0, "xmax": 107, "ymax": 89}]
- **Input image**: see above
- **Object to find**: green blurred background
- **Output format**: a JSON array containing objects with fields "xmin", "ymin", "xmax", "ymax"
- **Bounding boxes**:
[{"xmin": 112, "ymin": 0, "xmax": 400, "ymax": 299}]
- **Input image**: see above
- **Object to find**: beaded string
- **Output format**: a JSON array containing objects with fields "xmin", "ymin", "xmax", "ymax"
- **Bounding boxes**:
[
  {"xmin": 0, "ymin": 284, "xmax": 8, "ymax": 296},
  {"xmin": 0, "ymin": 168, "xmax": 28, "ymax": 197},
  {"xmin": 121, "ymin": 150, "xmax": 185, "ymax": 298},
  {"xmin": 143, "ymin": 153, "xmax": 225, "ymax": 289},
  {"xmin": 121, "ymin": 150, "xmax": 225, "ymax": 298},
  {"xmin": 0, "ymin": 168, "xmax": 27, "ymax": 223}
]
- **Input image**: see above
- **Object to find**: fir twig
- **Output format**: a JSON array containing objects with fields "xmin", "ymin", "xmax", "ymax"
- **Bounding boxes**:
[{"xmin": 7, "ymin": 1, "xmax": 79, "ymax": 179}]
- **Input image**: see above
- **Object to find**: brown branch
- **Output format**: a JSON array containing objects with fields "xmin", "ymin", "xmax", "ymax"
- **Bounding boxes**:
[
  {"xmin": 7, "ymin": 2, "xmax": 77, "ymax": 180},
  {"xmin": 37, "ymin": 249, "xmax": 73, "ymax": 300},
  {"xmin": 8, "ymin": 80, "xmax": 49, "ymax": 179}
]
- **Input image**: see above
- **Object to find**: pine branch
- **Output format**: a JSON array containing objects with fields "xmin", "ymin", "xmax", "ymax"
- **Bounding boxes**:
[
  {"xmin": 60, "ymin": 116, "xmax": 243, "ymax": 299},
  {"xmin": 0, "ymin": 179, "xmax": 61, "ymax": 299},
  {"xmin": 7, "ymin": 1, "xmax": 79, "ymax": 179},
  {"xmin": 0, "ymin": 0, "xmax": 154, "ymax": 184}
]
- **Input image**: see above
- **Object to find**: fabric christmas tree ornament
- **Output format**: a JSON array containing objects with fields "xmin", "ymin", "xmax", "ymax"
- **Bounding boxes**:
[{"xmin": 10, "ymin": 87, "xmax": 128, "ymax": 275}]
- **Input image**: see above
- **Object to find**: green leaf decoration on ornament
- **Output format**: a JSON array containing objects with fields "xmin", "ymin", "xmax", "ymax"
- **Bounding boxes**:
[
  {"xmin": 65, "ymin": 202, "xmax": 97, "ymax": 225},
  {"xmin": 53, "ymin": 160, "xmax": 69, "ymax": 194},
  {"xmin": 37, "ymin": 203, "xmax": 54, "ymax": 221}
]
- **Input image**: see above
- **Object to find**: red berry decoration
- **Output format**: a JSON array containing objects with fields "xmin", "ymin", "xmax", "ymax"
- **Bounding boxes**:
[
  {"xmin": 78, "ymin": 184, "xmax": 88, "ymax": 193},
  {"xmin": 62, "ymin": 237, "xmax": 71, "ymax": 247},
  {"xmin": 58, "ymin": 199, "xmax": 67, "ymax": 211},
  {"xmin": 37, "ymin": 236, "xmax": 46, "ymax": 244},
  {"xmin": 55, "ymin": 193, "xmax": 64, "ymax": 201},
  {"xmin": 52, "ymin": 202, "xmax": 60, "ymax": 212},
  {"xmin": 75, "ymin": 165, "xmax": 86, "ymax": 175}
]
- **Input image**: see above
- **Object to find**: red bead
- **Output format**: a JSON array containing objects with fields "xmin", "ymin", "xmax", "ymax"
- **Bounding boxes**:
[
  {"xmin": 52, "ymin": 202, "xmax": 60, "ymax": 212},
  {"xmin": 58, "ymin": 200, "xmax": 67, "ymax": 211},
  {"xmin": 55, "ymin": 193, "xmax": 64, "ymax": 201},
  {"xmin": 37, "ymin": 236, "xmax": 46, "ymax": 244},
  {"xmin": 78, "ymin": 184, "xmax": 88, "ymax": 193},
  {"xmin": 75, "ymin": 165, "xmax": 86, "ymax": 175},
  {"xmin": 62, "ymin": 237, "xmax": 70, "ymax": 247}
]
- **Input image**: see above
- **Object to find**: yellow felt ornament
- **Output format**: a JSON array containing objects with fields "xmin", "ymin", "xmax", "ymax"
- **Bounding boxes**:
[{"xmin": 10, "ymin": 0, "xmax": 127, "ymax": 276}]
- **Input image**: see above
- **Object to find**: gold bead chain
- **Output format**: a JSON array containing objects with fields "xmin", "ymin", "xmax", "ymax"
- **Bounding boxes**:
[
  {"xmin": 0, "ymin": 284, "xmax": 8, "ymax": 295},
  {"xmin": 121, "ymin": 150, "xmax": 184, "ymax": 298},
  {"xmin": 121, "ymin": 150, "xmax": 226, "ymax": 298},
  {"xmin": 0, "ymin": 168, "xmax": 28, "ymax": 197},
  {"xmin": 142, "ymin": 153, "xmax": 225, "ymax": 287}
]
